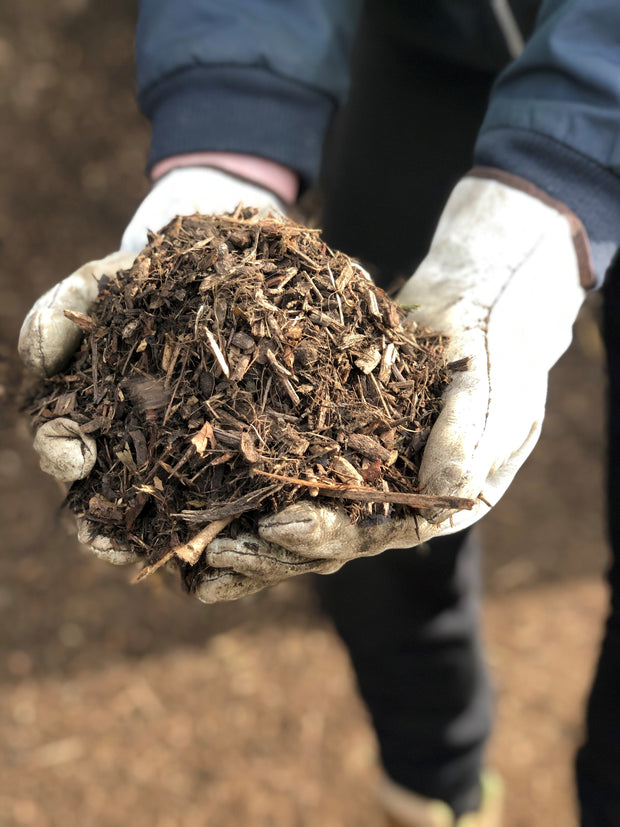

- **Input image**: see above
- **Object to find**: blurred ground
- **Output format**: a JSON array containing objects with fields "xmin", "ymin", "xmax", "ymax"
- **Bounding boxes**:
[{"xmin": 0, "ymin": 2, "xmax": 611, "ymax": 825}]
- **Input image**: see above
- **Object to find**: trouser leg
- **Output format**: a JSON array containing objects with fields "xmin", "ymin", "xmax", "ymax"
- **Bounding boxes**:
[
  {"xmin": 314, "ymin": 532, "xmax": 492, "ymax": 817},
  {"xmin": 318, "ymin": 7, "xmax": 496, "ymax": 818},
  {"xmin": 576, "ymin": 264, "xmax": 620, "ymax": 826}
]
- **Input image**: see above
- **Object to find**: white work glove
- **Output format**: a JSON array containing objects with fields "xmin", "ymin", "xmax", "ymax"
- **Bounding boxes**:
[
  {"xmin": 195, "ymin": 174, "xmax": 588, "ymax": 602},
  {"xmin": 19, "ymin": 166, "xmax": 285, "ymax": 573}
]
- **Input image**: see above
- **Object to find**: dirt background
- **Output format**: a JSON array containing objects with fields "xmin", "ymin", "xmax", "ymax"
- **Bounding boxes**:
[{"xmin": 0, "ymin": 2, "xmax": 611, "ymax": 825}]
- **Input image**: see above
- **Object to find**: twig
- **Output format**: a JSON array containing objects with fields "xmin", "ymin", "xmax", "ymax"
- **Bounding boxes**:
[
  {"xmin": 204, "ymin": 327, "xmax": 230, "ymax": 377},
  {"xmin": 132, "ymin": 517, "xmax": 233, "ymax": 582},
  {"xmin": 179, "ymin": 483, "xmax": 282, "ymax": 523},
  {"xmin": 171, "ymin": 517, "xmax": 234, "ymax": 564},
  {"xmin": 252, "ymin": 469, "xmax": 476, "ymax": 511}
]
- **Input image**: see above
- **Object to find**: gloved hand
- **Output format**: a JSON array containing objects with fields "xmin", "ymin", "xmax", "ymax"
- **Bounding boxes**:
[
  {"xmin": 19, "ymin": 165, "xmax": 286, "ymax": 573},
  {"xmin": 195, "ymin": 173, "xmax": 589, "ymax": 602}
]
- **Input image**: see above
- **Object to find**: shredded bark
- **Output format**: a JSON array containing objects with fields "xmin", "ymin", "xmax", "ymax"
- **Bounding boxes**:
[{"xmin": 25, "ymin": 209, "xmax": 472, "ymax": 589}]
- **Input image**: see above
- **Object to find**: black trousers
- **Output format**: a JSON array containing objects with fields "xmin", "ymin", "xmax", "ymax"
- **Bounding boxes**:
[
  {"xmin": 576, "ymin": 269, "xmax": 620, "ymax": 827},
  {"xmin": 317, "ymin": 6, "xmax": 620, "ymax": 824}
]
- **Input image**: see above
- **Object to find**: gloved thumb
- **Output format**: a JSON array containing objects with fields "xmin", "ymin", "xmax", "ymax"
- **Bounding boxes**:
[
  {"xmin": 18, "ymin": 251, "xmax": 136, "ymax": 377},
  {"xmin": 33, "ymin": 418, "xmax": 97, "ymax": 482}
]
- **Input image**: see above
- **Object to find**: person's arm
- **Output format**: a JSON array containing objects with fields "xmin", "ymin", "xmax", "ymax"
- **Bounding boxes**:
[
  {"xmin": 474, "ymin": 0, "xmax": 620, "ymax": 287},
  {"xmin": 118, "ymin": 0, "xmax": 363, "ymax": 252},
  {"xmin": 136, "ymin": 0, "xmax": 362, "ymax": 191}
]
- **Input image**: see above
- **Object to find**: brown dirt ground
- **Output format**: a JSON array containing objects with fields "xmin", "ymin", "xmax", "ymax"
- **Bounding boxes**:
[{"xmin": 0, "ymin": 2, "xmax": 611, "ymax": 825}]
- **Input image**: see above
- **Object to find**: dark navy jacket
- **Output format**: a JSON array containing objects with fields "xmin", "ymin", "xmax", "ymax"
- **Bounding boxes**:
[{"xmin": 136, "ymin": 0, "xmax": 620, "ymax": 284}]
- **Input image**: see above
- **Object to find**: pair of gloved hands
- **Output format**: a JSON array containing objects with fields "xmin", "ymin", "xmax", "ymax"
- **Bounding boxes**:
[{"xmin": 19, "ymin": 164, "xmax": 587, "ymax": 603}]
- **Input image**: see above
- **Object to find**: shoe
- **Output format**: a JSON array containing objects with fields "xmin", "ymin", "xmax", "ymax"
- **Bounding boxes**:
[{"xmin": 381, "ymin": 770, "xmax": 503, "ymax": 827}]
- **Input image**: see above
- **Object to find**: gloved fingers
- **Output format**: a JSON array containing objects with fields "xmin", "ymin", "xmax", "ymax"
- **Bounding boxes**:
[
  {"xmin": 193, "ymin": 568, "xmax": 271, "ymax": 604},
  {"xmin": 482, "ymin": 415, "xmax": 544, "ymax": 506},
  {"xmin": 18, "ymin": 250, "xmax": 136, "ymax": 376},
  {"xmin": 416, "ymin": 331, "xmax": 492, "ymax": 525},
  {"xmin": 257, "ymin": 501, "xmax": 356, "ymax": 557},
  {"xmin": 76, "ymin": 517, "xmax": 140, "ymax": 566},
  {"xmin": 353, "ymin": 513, "xmax": 440, "ymax": 553},
  {"xmin": 204, "ymin": 533, "xmax": 338, "ymax": 577},
  {"xmin": 422, "ymin": 500, "xmax": 485, "ymax": 538},
  {"xmin": 33, "ymin": 417, "xmax": 97, "ymax": 482},
  {"xmin": 424, "ymin": 414, "xmax": 544, "ymax": 533},
  {"xmin": 259, "ymin": 500, "xmax": 439, "ymax": 558},
  {"xmin": 419, "ymin": 377, "xmax": 547, "ymax": 527}
]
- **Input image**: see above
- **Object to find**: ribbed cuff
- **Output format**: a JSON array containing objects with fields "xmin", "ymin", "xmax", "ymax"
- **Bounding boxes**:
[
  {"xmin": 138, "ymin": 65, "xmax": 336, "ymax": 192},
  {"xmin": 475, "ymin": 127, "xmax": 620, "ymax": 288}
]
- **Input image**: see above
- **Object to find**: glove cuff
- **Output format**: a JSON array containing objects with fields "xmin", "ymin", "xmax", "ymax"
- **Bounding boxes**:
[
  {"xmin": 150, "ymin": 152, "xmax": 299, "ymax": 205},
  {"xmin": 120, "ymin": 166, "xmax": 285, "ymax": 253}
]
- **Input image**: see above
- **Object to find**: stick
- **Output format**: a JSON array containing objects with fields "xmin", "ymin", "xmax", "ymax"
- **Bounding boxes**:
[
  {"xmin": 172, "ymin": 517, "xmax": 234, "ymax": 564},
  {"xmin": 204, "ymin": 327, "xmax": 230, "ymax": 377},
  {"xmin": 132, "ymin": 517, "xmax": 233, "ymax": 583},
  {"xmin": 347, "ymin": 433, "xmax": 398, "ymax": 465},
  {"xmin": 252, "ymin": 469, "xmax": 476, "ymax": 511},
  {"xmin": 179, "ymin": 483, "xmax": 281, "ymax": 524}
]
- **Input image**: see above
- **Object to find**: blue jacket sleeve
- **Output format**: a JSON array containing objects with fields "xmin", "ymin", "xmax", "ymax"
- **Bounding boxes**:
[
  {"xmin": 136, "ymin": 0, "xmax": 361, "ymax": 189},
  {"xmin": 474, "ymin": 0, "xmax": 620, "ymax": 285}
]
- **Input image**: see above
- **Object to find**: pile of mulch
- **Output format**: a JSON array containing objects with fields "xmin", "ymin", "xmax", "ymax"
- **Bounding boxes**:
[{"xmin": 25, "ymin": 210, "xmax": 472, "ymax": 587}]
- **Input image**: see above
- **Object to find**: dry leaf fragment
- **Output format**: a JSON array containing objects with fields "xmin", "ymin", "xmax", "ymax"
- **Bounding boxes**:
[
  {"xmin": 121, "ymin": 319, "xmax": 141, "ymax": 340},
  {"xmin": 361, "ymin": 458, "xmax": 383, "ymax": 482},
  {"xmin": 332, "ymin": 456, "xmax": 364, "ymax": 485},
  {"xmin": 115, "ymin": 444, "xmax": 137, "ymax": 473},
  {"xmin": 133, "ymin": 256, "xmax": 151, "ymax": 285},
  {"xmin": 191, "ymin": 421, "xmax": 216, "ymax": 455},
  {"xmin": 285, "ymin": 325, "xmax": 304, "ymax": 342}
]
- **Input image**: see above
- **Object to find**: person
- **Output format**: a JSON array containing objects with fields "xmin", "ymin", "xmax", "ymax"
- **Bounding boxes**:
[{"xmin": 18, "ymin": 2, "xmax": 620, "ymax": 825}]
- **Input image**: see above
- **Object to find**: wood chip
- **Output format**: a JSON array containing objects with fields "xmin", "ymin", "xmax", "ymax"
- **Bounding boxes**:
[{"xmin": 63, "ymin": 309, "xmax": 95, "ymax": 332}]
